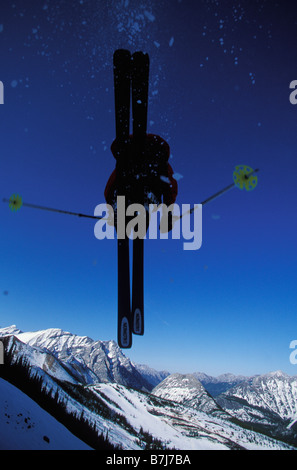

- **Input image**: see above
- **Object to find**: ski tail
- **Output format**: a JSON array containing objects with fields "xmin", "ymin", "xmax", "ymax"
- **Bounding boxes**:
[
  {"xmin": 132, "ymin": 237, "xmax": 144, "ymax": 335},
  {"xmin": 117, "ymin": 237, "xmax": 132, "ymax": 348}
]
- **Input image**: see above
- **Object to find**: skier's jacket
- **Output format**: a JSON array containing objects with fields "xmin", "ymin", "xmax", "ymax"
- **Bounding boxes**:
[{"xmin": 104, "ymin": 134, "xmax": 178, "ymax": 208}]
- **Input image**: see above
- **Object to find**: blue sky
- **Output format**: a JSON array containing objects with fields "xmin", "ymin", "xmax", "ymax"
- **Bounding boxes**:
[{"xmin": 1, "ymin": 0, "xmax": 297, "ymax": 377}]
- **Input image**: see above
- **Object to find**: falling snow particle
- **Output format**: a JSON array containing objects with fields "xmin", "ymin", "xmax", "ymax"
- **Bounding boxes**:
[
  {"xmin": 11, "ymin": 80, "xmax": 18, "ymax": 88},
  {"xmin": 160, "ymin": 176, "xmax": 171, "ymax": 184},
  {"xmin": 154, "ymin": 41, "xmax": 160, "ymax": 48},
  {"xmin": 169, "ymin": 37, "xmax": 174, "ymax": 47},
  {"xmin": 0, "ymin": 24, "xmax": 3, "ymax": 33},
  {"xmin": 144, "ymin": 11, "xmax": 155, "ymax": 22},
  {"xmin": 249, "ymin": 72, "xmax": 256, "ymax": 85},
  {"xmin": 173, "ymin": 172, "xmax": 183, "ymax": 181}
]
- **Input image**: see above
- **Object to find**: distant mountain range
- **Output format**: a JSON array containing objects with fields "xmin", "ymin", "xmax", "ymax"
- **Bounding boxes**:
[
  {"xmin": 193, "ymin": 372, "xmax": 250, "ymax": 397},
  {"xmin": 0, "ymin": 325, "xmax": 247, "ymax": 394},
  {"xmin": 216, "ymin": 370, "xmax": 297, "ymax": 445},
  {"xmin": 0, "ymin": 325, "xmax": 296, "ymax": 450}
]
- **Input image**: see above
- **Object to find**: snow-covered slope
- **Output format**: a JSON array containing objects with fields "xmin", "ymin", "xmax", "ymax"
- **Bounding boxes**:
[
  {"xmin": 217, "ymin": 371, "xmax": 297, "ymax": 422},
  {"xmin": 89, "ymin": 382, "xmax": 292, "ymax": 450},
  {"xmin": 1, "ymin": 332, "xmax": 79, "ymax": 385},
  {"xmin": 0, "ymin": 377, "xmax": 90, "ymax": 450},
  {"xmin": 152, "ymin": 373, "xmax": 223, "ymax": 416},
  {"xmin": 216, "ymin": 371, "xmax": 297, "ymax": 445},
  {"xmin": 0, "ymin": 325, "xmax": 296, "ymax": 450}
]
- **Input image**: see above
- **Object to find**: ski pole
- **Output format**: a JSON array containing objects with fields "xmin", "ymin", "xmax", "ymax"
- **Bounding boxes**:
[
  {"xmin": 162, "ymin": 166, "xmax": 259, "ymax": 233},
  {"xmin": 2, "ymin": 197, "xmax": 104, "ymax": 220}
]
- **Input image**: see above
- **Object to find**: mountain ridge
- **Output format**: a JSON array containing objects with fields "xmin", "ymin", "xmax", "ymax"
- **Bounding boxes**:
[
  {"xmin": 0, "ymin": 325, "xmax": 296, "ymax": 450},
  {"xmin": 0, "ymin": 333, "xmax": 292, "ymax": 450},
  {"xmin": 1, "ymin": 325, "xmax": 295, "ymax": 393},
  {"xmin": 152, "ymin": 372, "xmax": 225, "ymax": 417},
  {"xmin": 0, "ymin": 326, "xmax": 163, "ymax": 391},
  {"xmin": 216, "ymin": 371, "xmax": 297, "ymax": 446}
]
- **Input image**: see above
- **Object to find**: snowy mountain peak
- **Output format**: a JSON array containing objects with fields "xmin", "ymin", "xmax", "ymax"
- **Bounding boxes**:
[
  {"xmin": 216, "ymin": 370, "xmax": 297, "ymax": 444},
  {"xmin": 0, "ymin": 325, "xmax": 22, "ymax": 336},
  {"xmin": 14, "ymin": 328, "xmax": 95, "ymax": 355},
  {"xmin": 262, "ymin": 370, "xmax": 289, "ymax": 379},
  {"xmin": 152, "ymin": 373, "xmax": 224, "ymax": 416},
  {"xmin": 216, "ymin": 372, "xmax": 247, "ymax": 382},
  {"xmin": 0, "ymin": 326, "xmax": 153, "ymax": 391}
]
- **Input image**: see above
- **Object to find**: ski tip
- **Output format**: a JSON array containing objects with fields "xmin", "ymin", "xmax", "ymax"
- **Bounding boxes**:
[
  {"xmin": 132, "ymin": 51, "xmax": 150, "ymax": 63},
  {"xmin": 113, "ymin": 49, "xmax": 131, "ymax": 61}
]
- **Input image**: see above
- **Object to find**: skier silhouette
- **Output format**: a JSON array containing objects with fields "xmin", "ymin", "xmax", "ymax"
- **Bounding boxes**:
[
  {"xmin": 104, "ymin": 133, "xmax": 178, "ymax": 218},
  {"xmin": 107, "ymin": 49, "xmax": 179, "ymax": 349}
]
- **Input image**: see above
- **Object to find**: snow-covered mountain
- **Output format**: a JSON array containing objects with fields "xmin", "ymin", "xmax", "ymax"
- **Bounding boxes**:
[
  {"xmin": 152, "ymin": 373, "xmax": 224, "ymax": 416},
  {"xmin": 0, "ymin": 326, "xmax": 155, "ymax": 391},
  {"xmin": 216, "ymin": 371, "xmax": 297, "ymax": 445},
  {"xmin": 0, "ymin": 333, "xmax": 292, "ymax": 450},
  {"xmin": 0, "ymin": 325, "xmax": 296, "ymax": 450}
]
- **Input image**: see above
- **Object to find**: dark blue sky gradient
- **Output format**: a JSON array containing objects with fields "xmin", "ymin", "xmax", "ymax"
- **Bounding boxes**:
[{"xmin": 1, "ymin": 0, "xmax": 297, "ymax": 376}]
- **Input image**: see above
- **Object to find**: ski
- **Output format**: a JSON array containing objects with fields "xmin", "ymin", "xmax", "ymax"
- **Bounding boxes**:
[
  {"xmin": 132, "ymin": 237, "xmax": 144, "ymax": 335},
  {"xmin": 131, "ymin": 51, "xmax": 149, "ymax": 143},
  {"xmin": 113, "ymin": 49, "xmax": 133, "ymax": 348},
  {"xmin": 113, "ymin": 49, "xmax": 131, "ymax": 147},
  {"xmin": 131, "ymin": 51, "xmax": 150, "ymax": 336}
]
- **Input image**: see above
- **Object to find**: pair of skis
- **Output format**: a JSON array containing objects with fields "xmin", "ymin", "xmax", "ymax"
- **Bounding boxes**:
[{"xmin": 113, "ymin": 49, "xmax": 149, "ymax": 348}]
